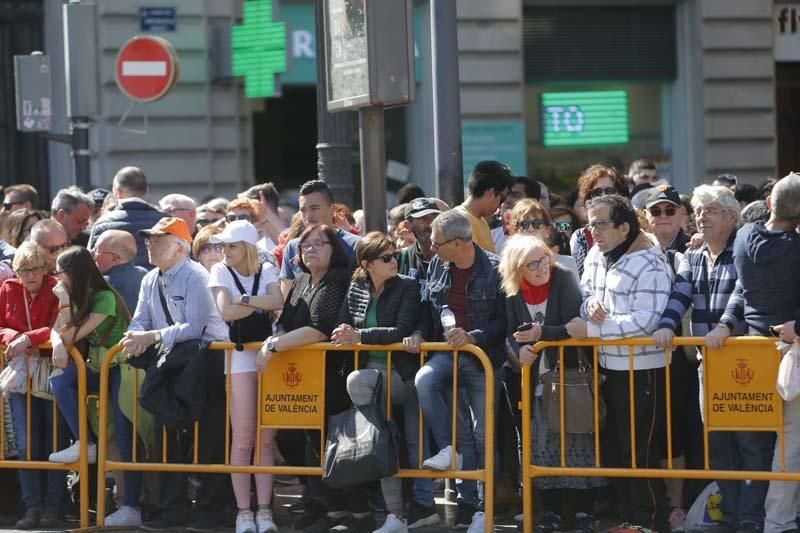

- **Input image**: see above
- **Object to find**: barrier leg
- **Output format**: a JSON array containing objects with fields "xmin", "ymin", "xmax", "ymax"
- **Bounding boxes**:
[{"xmin": 522, "ymin": 366, "xmax": 532, "ymax": 533}]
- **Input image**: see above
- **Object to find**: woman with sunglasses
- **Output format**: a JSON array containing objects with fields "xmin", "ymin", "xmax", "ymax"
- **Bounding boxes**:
[
  {"xmin": 207, "ymin": 220, "xmax": 284, "ymax": 533},
  {"xmin": 331, "ymin": 232, "xmax": 431, "ymax": 532},
  {"xmin": 570, "ymin": 164, "xmax": 629, "ymax": 278},
  {"xmin": 508, "ymin": 199, "xmax": 579, "ymax": 282},
  {"xmin": 499, "ymin": 234, "xmax": 604, "ymax": 533},
  {"xmin": 47, "ymin": 247, "xmax": 145, "ymax": 528},
  {"xmin": 192, "ymin": 224, "xmax": 224, "ymax": 271}
]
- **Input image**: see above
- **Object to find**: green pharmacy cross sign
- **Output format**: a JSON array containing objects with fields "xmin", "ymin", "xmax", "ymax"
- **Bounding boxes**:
[
  {"xmin": 232, "ymin": 0, "xmax": 287, "ymax": 98},
  {"xmin": 541, "ymin": 90, "xmax": 629, "ymax": 147}
]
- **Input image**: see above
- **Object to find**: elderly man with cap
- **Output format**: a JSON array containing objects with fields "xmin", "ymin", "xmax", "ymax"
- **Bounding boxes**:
[
  {"xmin": 92, "ymin": 229, "xmax": 148, "ymax": 314},
  {"xmin": 644, "ymin": 184, "xmax": 691, "ymax": 254},
  {"xmin": 120, "ymin": 217, "xmax": 229, "ymax": 532},
  {"xmin": 397, "ymin": 198, "xmax": 442, "ymax": 282}
]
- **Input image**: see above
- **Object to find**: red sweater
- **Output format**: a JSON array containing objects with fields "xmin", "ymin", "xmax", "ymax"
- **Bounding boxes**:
[{"xmin": 0, "ymin": 276, "xmax": 59, "ymax": 347}]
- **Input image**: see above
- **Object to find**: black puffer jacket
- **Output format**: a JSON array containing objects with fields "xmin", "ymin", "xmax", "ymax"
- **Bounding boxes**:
[{"xmin": 336, "ymin": 274, "xmax": 421, "ymax": 381}]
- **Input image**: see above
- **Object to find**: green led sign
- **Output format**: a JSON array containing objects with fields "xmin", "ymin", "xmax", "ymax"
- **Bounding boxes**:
[
  {"xmin": 232, "ymin": 0, "xmax": 287, "ymax": 98},
  {"xmin": 541, "ymin": 90, "xmax": 629, "ymax": 147}
]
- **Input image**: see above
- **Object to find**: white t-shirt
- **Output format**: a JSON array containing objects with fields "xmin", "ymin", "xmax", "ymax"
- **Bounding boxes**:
[{"xmin": 208, "ymin": 261, "xmax": 279, "ymax": 374}]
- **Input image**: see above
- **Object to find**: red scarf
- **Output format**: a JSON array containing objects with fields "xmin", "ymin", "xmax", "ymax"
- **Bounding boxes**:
[{"xmin": 520, "ymin": 277, "xmax": 551, "ymax": 305}]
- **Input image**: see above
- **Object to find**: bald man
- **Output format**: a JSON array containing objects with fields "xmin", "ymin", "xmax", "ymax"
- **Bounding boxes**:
[{"xmin": 92, "ymin": 230, "xmax": 148, "ymax": 313}]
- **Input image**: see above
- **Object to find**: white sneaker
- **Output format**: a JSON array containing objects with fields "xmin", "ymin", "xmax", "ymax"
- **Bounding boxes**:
[
  {"xmin": 466, "ymin": 511, "xmax": 485, "ymax": 533},
  {"xmin": 48, "ymin": 441, "xmax": 96, "ymax": 464},
  {"xmin": 373, "ymin": 514, "xmax": 408, "ymax": 533},
  {"xmin": 422, "ymin": 445, "xmax": 463, "ymax": 471},
  {"xmin": 104, "ymin": 505, "xmax": 142, "ymax": 527},
  {"xmin": 255, "ymin": 510, "xmax": 277, "ymax": 533},
  {"xmin": 236, "ymin": 510, "xmax": 257, "ymax": 533}
]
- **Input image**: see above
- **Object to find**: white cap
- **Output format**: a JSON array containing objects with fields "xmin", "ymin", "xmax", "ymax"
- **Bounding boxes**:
[{"xmin": 210, "ymin": 220, "xmax": 259, "ymax": 245}]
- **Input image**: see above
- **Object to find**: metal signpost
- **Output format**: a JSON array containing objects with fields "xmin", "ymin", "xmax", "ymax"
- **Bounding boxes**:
[{"xmin": 322, "ymin": 0, "xmax": 414, "ymax": 232}]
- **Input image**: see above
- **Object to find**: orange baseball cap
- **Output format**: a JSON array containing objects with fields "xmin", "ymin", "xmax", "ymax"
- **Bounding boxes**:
[{"xmin": 139, "ymin": 217, "xmax": 193, "ymax": 244}]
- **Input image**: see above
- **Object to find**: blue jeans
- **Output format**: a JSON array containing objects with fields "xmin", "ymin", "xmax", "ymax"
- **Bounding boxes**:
[
  {"xmin": 51, "ymin": 364, "xmax": 142, "ymax": 508},
  {"xmin": 415, "ymin": 351, "xmax": 491, "ymax": 507},
  {"xmin": 9, "ymin": 393, "xmax": 67, "ymax": 510}
]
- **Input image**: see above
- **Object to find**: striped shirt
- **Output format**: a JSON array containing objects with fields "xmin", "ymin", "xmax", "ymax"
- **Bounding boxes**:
[
  {"xmin": 657, "ymin": 232, "xmax": 740, "ymax": 337},
  {"xmin": 580, "ymin": 234, "xmax": 673, "ymax": 371}
]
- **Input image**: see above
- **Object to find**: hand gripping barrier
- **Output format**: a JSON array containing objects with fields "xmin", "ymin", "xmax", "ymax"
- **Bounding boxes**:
[
  {"xmin": 0, "ymin": 343, "xmax": 90, "ymax": 529},
  {"xmin": 520, "ymin": 336, "xmax": 799, "ymax": 533},
  {"xmin": 96, "ymin": 341, "xmax": 495, "ymax": 531}
]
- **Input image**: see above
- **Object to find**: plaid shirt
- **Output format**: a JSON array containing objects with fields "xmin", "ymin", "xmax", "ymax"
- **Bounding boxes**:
[{"xmin": 658, "ymin": 232, "xmax": 740, "ymax": 337}]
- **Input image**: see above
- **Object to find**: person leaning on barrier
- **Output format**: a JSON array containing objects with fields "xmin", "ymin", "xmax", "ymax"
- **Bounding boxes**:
[
  {"xmin": 652, "ymin": 185, "xmax": 742, "ymax": 533},
  {"xmin": 704, "ymin": 173, "xmax": 800, "ymax": 533},
  {"xmin": 500, "ymin": 234, "xmax": 605, "ymax": 533},
  {"xmin": 119, "ymin": 217, "xmax": 230, "ymax": 532},
  {"xmin": 257, "ymin": 224, "xmax": 361, "ymax": 533},
  {"xmin": 403, "ymin": 209, "xmax": 507, "ymax": 533},
  {"xmin": 331, "ymin": 231, "xmax": 439, "ymax": 532},
  {"xmin": 46, "ymin": 247, "xmax": 146, "ymax": 528},
  {"xmin": 0, "ymin": 242, "xmax": 65, "ymax": 529},
  {"xmin": 207, "ymin": 220, "xmax": 283, "ymax": 533},
  {"xmin": 565, "ymin": 194, "xmax": 673, "ymax": 532}
]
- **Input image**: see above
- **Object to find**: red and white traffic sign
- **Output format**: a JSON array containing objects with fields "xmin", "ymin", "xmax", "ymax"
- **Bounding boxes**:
[{"xmin": 115, "ymin": 36, "xmax": 179, "ymax": 103}]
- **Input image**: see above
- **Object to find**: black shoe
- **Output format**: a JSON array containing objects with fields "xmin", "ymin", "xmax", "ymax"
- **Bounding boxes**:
[
  {"xmin": 38, "ymin": 506, "xmax": 60, "ymax": 528},
  {"xmin": 454, "ymin": 502, "xmax": 477, "ymax": 530},
  {"xmin": 186, "ymin": 516, "xmax": 225, "ymax": 532},
  {"xmin": 140, "ymin": 517, "xmax": 185, "ymax": 531},
  {"xmin": 736, "ymin": 522, "xmax": 763, "ymax": 533},
  {"xmin": 575, "ymin": 513, "xmax": 596, "ymax": 533},
  {"xmin": 294, "ymin": 500, "xmax": 328, "ymax": 531},
  {"xmin": 407, "ymin": 501, "xmax": 440, "ymax": 529},
  {"xmin": 535, "ymin": 511, "xmax": 562, "ymax": 533},
  {"xmin": 329, "ymin": 513, "xmax": 377, "ymax": 533},
  {"xmin": 15, "ymin": 507, "xmax": 42, "ymax": 530}
]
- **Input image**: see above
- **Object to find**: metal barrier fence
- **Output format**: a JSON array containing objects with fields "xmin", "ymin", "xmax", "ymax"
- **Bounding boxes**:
[
  {"xmin": 0, "ymin": 343, "xmax": 90, "ymax": 528},
  {"xmin": 96, "ymin": 341, "xmax": 495, "ymax": 530},
  {"xmin": 520, "ymin": 336, "xmax": 799, "ymax": 533}
]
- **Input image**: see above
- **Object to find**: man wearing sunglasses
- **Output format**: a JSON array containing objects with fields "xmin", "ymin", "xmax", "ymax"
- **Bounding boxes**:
[
  {"xmin": 88, "ymin": 166, "xmax": 165, "ymax": 268},
  {"xmin": 644, "ymin": 185, "xmax": 690, "ymax": 254}
]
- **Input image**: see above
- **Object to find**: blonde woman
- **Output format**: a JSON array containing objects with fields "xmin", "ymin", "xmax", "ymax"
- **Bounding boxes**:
[
  {"xmin": 508, "ymin": 199, "xmax": 579, "ymax": 282},
  {"xmin": 500, "ymin": 235, "xmax": 604, "ymax": 533},
  {"xmin": 207, "ymin": 220, "xmax": 283, "ymax": 533}
]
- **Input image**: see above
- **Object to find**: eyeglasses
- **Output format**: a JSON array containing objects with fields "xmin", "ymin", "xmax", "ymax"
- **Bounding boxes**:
[
  {"xmin": 92, "ymin": 249, "xmax": 120, "ymax": 260},
  {"xmin": 299, "ymin": 241, "xmax": 330, "ymax": 252},
  {"xmin": 589, "ymin": 187, "xmax": 618, "ymax": 198},
  {"xmin": 16, "ymin": 266, "xmax": 44, "ymax": 276},
  {"xmin": 552, "ymin": 221, "xmax": 573, "ymax": 232},
  {"xmin": 225, "ymin": 214, "xmax": 252, "ymax": 223},
  {"xmin": 526, "ymin": 256, "xmax": 551, "ymax": 271},
  {"xmin": 586, "ymin": 219, "xmax": 614, "ymax": 231},
  {"xmin": 430, "ymin": 237, "xmax": 458, "ymax": 250},
  {"xmin": 198, "ymin": 243, "xmax": 224, "ymax": 254},
  {"xmin": 517, "ymin": 219, "xmax": 547, "ymax": 231},
  {"xmin": 375, "ymin": 252, "xmax": 400, "ymax": 264},
  {"xmin": 52, "ymin": 268, "xmax": 68, "ymax": 276},
  {"xmin": 2, "ymin": 200, "xmax": 23, "ymax": 211},
  {"xmin": 694, "ymin": 207, "xmax": 721, "ymax": 218},
  {"xmin": 45, "ymin": 243, "xmax": 68, "ymax": 255},
  {"xmin": 648, "ymin": 206, "xmax": 677, "ymax": 217}
]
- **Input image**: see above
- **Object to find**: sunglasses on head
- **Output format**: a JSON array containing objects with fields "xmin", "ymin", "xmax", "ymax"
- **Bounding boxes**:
[
  {"xmin": 590, "ymin": 187, "xmax": 618, "ymax": 198},
  {"xmin": 225, "ymin": 214, "xmax": 251, "ymax": 223},
  {"xmin": 376, "ymin": 251, "xmax": 401, "ymax": 264},
  {"xmin": 649, "ymin": 206, "xmax": 677, "ymax": 217},
  {"xmin": 552, "ymin": 221, "xmax": 573, "ymax": 232},
  {"xmin": 517, "ymin": 219, "xmax": 547, "ymax": 231}
]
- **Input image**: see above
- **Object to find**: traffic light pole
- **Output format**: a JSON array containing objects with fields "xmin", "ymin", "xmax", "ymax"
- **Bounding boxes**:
[{"xmin": 359, "ymin": 106, "xmax": 387, "ymax": 232}]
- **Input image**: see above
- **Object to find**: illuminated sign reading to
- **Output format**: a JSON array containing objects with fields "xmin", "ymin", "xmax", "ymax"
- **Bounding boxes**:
[{"xmin": 541, "ymin": 90, "xmax": 629, "ymax": 147}]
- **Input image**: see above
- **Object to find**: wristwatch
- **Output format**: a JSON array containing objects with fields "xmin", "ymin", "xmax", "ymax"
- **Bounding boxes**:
[
  {"xmin": 266, "ymin": 336, "xmax": 278, "ymax": 353},
  {"xmin": 153, "ymin": 330, "xmax": 163, "ymax": 344},
  {"xmin": 717, "ymin": 322, "xmax": 731, "ymax": 331},
  {"xmin": 240, "ymin": 295, "xmax": 250, "ymax": 305}
]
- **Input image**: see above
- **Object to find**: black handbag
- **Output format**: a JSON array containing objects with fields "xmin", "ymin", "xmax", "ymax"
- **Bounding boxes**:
[
  {"xmin": 322, "ymin": 374, "xmax": 400, "ymax": 489},
  {"xmin": 226, "ymin": 265, "xmax": 272, "ymax": 351}
]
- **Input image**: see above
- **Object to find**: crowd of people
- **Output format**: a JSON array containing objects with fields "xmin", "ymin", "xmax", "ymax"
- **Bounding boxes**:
[{"xmin": 0, "ymin": 159, "xmax": 795, "ymax": 533}]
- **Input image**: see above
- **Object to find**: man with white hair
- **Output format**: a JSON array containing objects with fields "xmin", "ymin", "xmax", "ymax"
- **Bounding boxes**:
[
  {"xmin": 159, "ymin": 194, "xmax": 197, "ymax": 236},
  {"xmin": 51, "ymin": 186, "xmax": 94, "ymax": 246},
  {"xmin": 119, "ymin": 217, "xmax": 228, "ymax": 531}
]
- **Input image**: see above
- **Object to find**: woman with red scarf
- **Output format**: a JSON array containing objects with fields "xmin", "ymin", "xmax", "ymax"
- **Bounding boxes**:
[{"xmin": 499, "ymin": 234, "xmax": 604, "ymax": 533}]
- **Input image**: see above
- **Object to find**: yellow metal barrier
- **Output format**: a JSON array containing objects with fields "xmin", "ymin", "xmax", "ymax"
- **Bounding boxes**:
[
  {"xmin": 0, "ymin": 343, "xmax": 91, "ymax": 529},
  {"xmin": 520, "ymin": 336, "xmax": 796, "ymax": 533},
  {"xmin": 96, "ymin": 341, "xmax": 495, "ymax": 530}
]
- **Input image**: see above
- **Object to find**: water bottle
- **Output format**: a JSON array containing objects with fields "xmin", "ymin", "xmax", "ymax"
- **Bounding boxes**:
[{"xmin": 441, "ymin": 305, "xmax": 456, "ymax": 334}]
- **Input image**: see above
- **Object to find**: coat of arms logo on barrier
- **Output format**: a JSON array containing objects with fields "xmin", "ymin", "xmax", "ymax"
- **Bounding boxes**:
[
  {"xmin": 283, "ymin": 362, "xmax": 302, "ymax": 388},
  {"xmin": 731, "ymin": 358, "xmax": 754, "ymax": 386}
]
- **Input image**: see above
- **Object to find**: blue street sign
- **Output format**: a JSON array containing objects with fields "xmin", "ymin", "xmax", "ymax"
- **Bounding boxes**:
[{"xmin": 139, "ymin": 7, "xmax": 177, "ymax": 32}]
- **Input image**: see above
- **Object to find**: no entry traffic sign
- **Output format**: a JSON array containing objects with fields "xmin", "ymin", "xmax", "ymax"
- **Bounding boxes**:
[{"xmin": 115, "ymin": 36, "xmax": 178, "ymax": 102}]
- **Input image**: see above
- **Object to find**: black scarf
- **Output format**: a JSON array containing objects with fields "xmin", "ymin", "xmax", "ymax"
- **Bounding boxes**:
[{"xmin": 603, "ymin": 230, "xmax": 639, "ymax": 268}]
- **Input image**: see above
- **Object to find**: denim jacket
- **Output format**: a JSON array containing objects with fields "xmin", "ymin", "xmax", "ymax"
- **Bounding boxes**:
[{"xmin": 415, "ymin": 244, "xmax": 507, "ymax": 368}]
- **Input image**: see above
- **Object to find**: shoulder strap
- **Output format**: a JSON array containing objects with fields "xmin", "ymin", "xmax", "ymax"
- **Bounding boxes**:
[
  {"xmin": 225, "ymin": 265, "xmax": 262, "ymax": 296},
  {"xmin": 157, "ymin": 274, "xmax": 175, "ymax": 326},
  {"xmin": 665, "ymin": 249, "xmax": 678, "ymax": 276}
]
